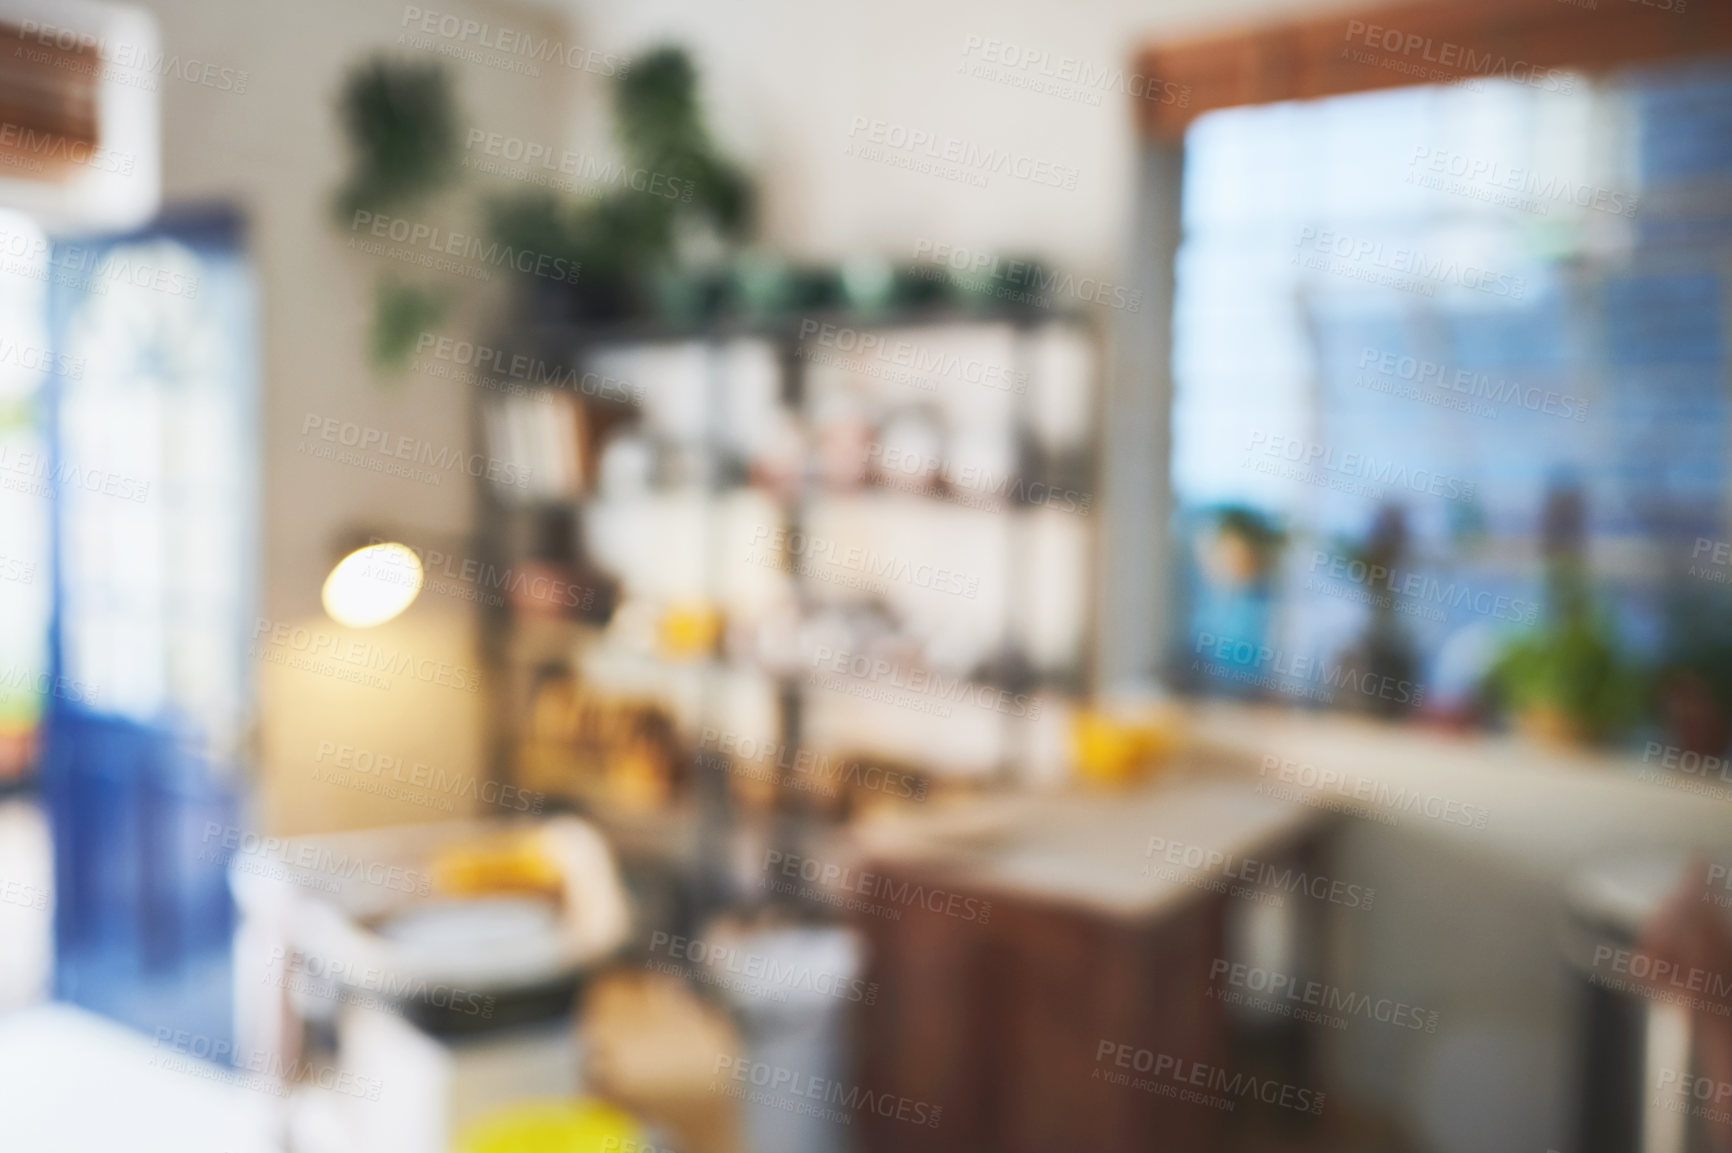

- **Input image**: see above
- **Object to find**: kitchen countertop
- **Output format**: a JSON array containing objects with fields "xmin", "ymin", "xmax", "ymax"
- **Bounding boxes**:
[
  {"xmin": 830, "ymin": 701, "xmax": 1732, "ymax": 914},
  {"xmin": 1183, "ymin": 702, "xmax": 1732, "ymax": 879},
  {"xmin": 842, "ymin": 776, "xmax": 1323, "ymax": 919}
]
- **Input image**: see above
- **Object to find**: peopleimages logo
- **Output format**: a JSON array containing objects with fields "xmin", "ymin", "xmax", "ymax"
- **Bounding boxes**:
[
  {"xmin": 0, "ymin": 444, "xmax": 150, "ymax": 505},
  {"xmin": 0, "ymin": 336, "xmax": 83, "ymax": 380},
  {"xmin": 313, "ymin": 740, "xmax": 544, "ymax": 813},
  {"xmin": 1207, "ymin": 958, "xmax": 1440, "ymax": 1033},
  {"xmin": 712, "ymin": 1055, "xmax": 942, "ymax": 1128},
  {"xmin": 749, "ymin": 527, "xmax": 980, "ymax": 599},
  {"xmin": 0, "ymin": 666, "xmax": 101, "ymax": 709},
  {"xmin": 1356, "ymin": 347, "xmax": 1589, "ymax": 423},
  {"xmin": 0, "ymin": 877, "xmax": 47, "ymax": 911},
  {"xmin": 463, "ymin": 130, "xmax": 692, "ymax": 202},
  {"xmin": 1143, "ymin": 834, "xmax": 1376, "ymax": 910},
  {"xmin": 0, "ymin": 122, "xmax": 135, "ymax": 176},
  {"xmin": 151, "ymin": 1029, "xmax": 382, "ymax": 1100},
  {"xmin": 348, "ymin": 210, "xmax": 581, "ymax": 285},
  {"xmin": 1340, "ymin": 19, "xmax": 1574, "ymax": 94},
  {"xmin": 398, "ymin": 6, "xmax": 628, "ymax": 77},
  {"xmin": 912, "ymin": 239, "xmax": 1142, "ymax": 312},
  {"xmin": 698, "ymin": 727, "xmax": 927, "ymax": 801},
  {"xmin": 1407, "ymin": 147, "xmax": 1637, "ymax": 219},
  {"xmin": 267, "ymin": 946, "xmax": 494, "ymax": 1019},
  {"xmin": 647, "ymin": 930, "xmax": 880, "ymax": 1006},
  {"xmin": 1257, "ymin": 754, "xmax": 1490, "ymax": 831},
  {"xmin": 298, "ymin": 412, "xmax": 530, "ymax": 491},
  {"xmin": 1193, "ymin": 631, "xmax": 1426, "ymax": 709},
  {"xmin": 1245, "ymin": 430, "xmax": 1477, "ymax": 504},
  {"xmin": 845, "ymin": 116, "xmax": 1080, "ymax": 190},
  {"xmin": 601, "ymin": 1141, "xmax": 675, "ymax": 1153},
  {"xmin": 1706, "ymin": 863, "xmax": 1732, "ymax": 909},
  {"xmin": 1094, "ymin": 1040, "xmax": 1325, "ymax": 1115},
  {"xmin": 251, "ymin": 617, "xmax": 483, "ymax": 695},
  {"xmin": 200, "ymin": 822, "xmax": 434, "ymax": 897},
  {"xmin": 957, "ymin": 36, "xmax": 1191, "ymax": 108},
  {"xmin": 11, "ymin": 20, "xmax": 251, "ymax": 94},
  {"xmin": 866, "ymin": 442, "xmax": 1091, "ymax": 515},
  {"xmin": 413, "ymin": 334, "xmax": 642, "ymax": 403},
  {"xmin": 1655, "ymin": 1069, "xmax": 1731, "ymax": 1127},
  {"xmin": 1640, "ymin": 740, "xmax": 1732, "ymax": 786},
  {"xmin": 0, "ymin": 554, "xmax": 36, "ymax": 585},
  {"xmin": 0, "ymin": 226, "xmax": 199, "ymax": 300},
  {"xmin": 810, "ymin": 646, "xmax": 1042, "ymax": 719},
  {"xmin": 1295, "ymin": 228, "xmax": 1526, "ymax": 299},
  {"xmin": 362, "ymin": 536, "xmax": 599, "ymax": 614},
  {"xmin": 1588, "ymin": 943, "xmax": 1732, "ymax": 1016},
  {"xmin": 798, "ymin": 319, "xmax": 1028, "ymax": 394},
  {"xmin": 763, "ymin": 850, "xmax": 992, "ymax": 924},
  {"xmin": 1307, "ymin": 549, "xmax": 1537, "ymax": 625}
]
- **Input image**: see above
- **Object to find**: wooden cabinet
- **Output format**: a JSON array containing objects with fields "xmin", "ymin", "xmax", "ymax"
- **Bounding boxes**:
[
  {"xmin": 840, "ymin": 780, "xmax": 1322, "ymax": 1153},
  {"xmin": 854, "ymin": 868, "xmax": 1229, "ymax": 1153}
]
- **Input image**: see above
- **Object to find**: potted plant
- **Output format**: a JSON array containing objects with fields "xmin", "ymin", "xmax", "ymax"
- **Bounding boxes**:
[{"xmin": 1482, "ymin": 485, "xmax": 1644, "ymax": 745}]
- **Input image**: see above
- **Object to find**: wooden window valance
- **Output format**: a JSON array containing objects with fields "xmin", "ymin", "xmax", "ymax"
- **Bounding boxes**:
[
  {"xmin": 0, "ymin": 21, "xmax": 103, "ymax": 181},
  {"xmin": 1134, "ymin": 0, "xmax": 1732, "ymax": 139}
]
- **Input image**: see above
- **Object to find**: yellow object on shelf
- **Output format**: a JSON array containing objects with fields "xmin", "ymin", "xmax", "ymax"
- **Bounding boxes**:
[
  {"xmin": 432, "ymin": 832, "xmax": 565, "ymax": 897},
  {"xmin": 656, "ymin": 602, "xmax": 723, "ymax": 660},
  {"xmin": 1072, "ymin": 706, "xmax": 1184, "ymax": 788},
  {"xmin": 457, "ymin": 1099, "xmax": 643, "ymax": 1153}
]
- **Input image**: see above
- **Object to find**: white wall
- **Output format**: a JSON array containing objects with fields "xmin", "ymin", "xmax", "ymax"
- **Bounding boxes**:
[
  {"xmin": 558, "ymin": 0, "xmax": 1359, "ymax": 275},
  {"xmin": 130, "ymin": 0, "xmax": 579, "ymax": 833}
]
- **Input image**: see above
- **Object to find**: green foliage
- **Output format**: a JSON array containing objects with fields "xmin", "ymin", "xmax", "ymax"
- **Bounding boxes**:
[
  {"xmin": 334, "ymin": 58, "xmax": 460, "ymax": 218},
  {"xmin": 1483, "ymin": 558, "xmax": 1645, "ymax": 742},
  {"xmin": 369, "ymin": 278, "xmax": 449, "ymax": 370},
  {"xmin": 615, "ymin": 47, "xmax": 753, "ymax": 237},
  {"xmin": 1484, "ymin": 616, "xmax": 1644, "ymax": 742},
  {"xmin": 334, "ymin": 41, "xmax": 1047, "ymax": 345},
  {"xmin": 480, "ymin": 190, "xmax": 654, "ymax": 320},
  {"xmin": 479, "ymin": 45, "xmax": 756, "ymax": 319}
]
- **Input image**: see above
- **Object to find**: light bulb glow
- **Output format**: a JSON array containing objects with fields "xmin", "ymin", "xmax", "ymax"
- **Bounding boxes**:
[{"xmin": 321, "ymin": 542, "xmax": 423, "ymax": 628}]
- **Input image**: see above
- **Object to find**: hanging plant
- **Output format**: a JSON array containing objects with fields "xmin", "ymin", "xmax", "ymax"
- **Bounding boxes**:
[
  {"xmin": 480, "ymin": 45, "xmax": 757, "ymax": 322},
  {"xmin": 333, "ymin": 57, "xmax": 460, "ymax": 219},
  {"xmin": 330, "ymin": 56, "xmax": 463, "ymax": 369},
  {"xmin": 613, "ymin": 46, "xmax": 753, "ymax": 240}
]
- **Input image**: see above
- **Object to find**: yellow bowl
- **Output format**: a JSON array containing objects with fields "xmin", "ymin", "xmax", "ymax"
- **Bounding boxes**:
[
  {"xmin": 457, "ymin": 1099, "xmax": 644, "ymax": 1153},
  {"xmin": 1072, "ymin": 708, "xmax": 1183, "ymax": 787}
]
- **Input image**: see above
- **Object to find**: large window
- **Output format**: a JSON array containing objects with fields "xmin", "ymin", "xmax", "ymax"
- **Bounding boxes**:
[{"xmin": 1170, "ymin": 60, "xmax": 1732, "ymax": 728}]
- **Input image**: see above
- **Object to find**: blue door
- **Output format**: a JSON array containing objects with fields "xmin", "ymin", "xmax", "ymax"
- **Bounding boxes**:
[{"xmin": 41, "ymin": 207, "xmax": 257, "ymax": 1041}]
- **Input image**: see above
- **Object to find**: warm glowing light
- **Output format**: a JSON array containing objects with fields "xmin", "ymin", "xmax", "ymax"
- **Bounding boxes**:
[{"xmin": 321, "ymin": 542, "xmax": 423, "ymax": 628}]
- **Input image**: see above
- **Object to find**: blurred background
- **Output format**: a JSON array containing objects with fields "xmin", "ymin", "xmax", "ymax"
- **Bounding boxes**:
[{"xmin": 3, "ymin": 0, "xmax": 1732, "ymax": 1151}]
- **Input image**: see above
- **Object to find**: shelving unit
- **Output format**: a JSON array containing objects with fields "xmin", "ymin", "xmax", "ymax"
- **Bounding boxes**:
[{"xmin": 467, "ymin": 300, "xmax": 1104, "ymax": 911}]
